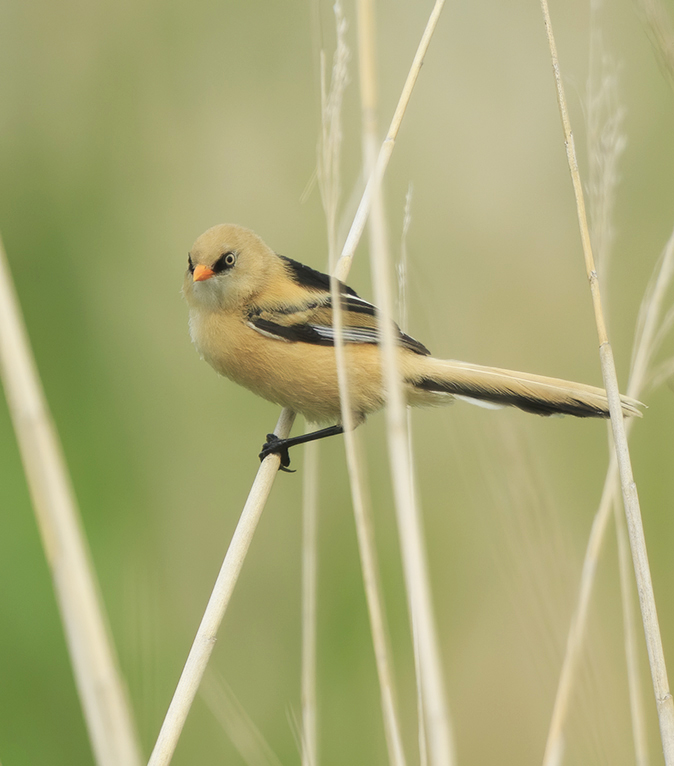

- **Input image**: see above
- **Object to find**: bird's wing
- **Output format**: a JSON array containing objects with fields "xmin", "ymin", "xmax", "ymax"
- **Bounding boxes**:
[{"xmin": 247, "ymin": 292, "xmax": 430, "ymax": 356}]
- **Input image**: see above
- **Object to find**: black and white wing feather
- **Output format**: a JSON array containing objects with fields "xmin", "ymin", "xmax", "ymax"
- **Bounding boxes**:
[{"xmin": 247, "ymin": 263, "xmax": 430, "ymax": 356}]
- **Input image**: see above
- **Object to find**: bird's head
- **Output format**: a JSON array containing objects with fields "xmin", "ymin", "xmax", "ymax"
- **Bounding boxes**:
[{"xmin": 183, "ymin": 223, "xmax": 279, "ymax": 311}]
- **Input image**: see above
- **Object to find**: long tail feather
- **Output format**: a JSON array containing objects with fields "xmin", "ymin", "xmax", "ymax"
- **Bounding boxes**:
[{"xmin": 408, "ymin": 358, "xmax": 643, "ymax": 418}]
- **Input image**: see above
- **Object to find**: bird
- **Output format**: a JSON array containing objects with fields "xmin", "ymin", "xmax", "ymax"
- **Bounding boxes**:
[{"xmin": 183, "ymin": 223, "xmax": 642, "ymax": 471}]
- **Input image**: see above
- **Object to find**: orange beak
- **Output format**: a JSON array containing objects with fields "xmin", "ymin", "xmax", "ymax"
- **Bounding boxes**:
[{"xmin": 193, "ymin": 264, "xmax": 215, "ymax": 282}]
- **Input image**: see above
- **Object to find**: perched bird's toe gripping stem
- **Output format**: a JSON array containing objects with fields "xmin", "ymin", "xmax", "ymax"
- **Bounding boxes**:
[
  {"xmin": 258, "ymin": 424, "xmax": 346, "ymax": 473},
  {"xmin": 259, "ymin": 434, "xmax": 295, "ymax": 473}
]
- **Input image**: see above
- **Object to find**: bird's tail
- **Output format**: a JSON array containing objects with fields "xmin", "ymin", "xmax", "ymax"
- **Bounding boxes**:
[{"xmin": 406, "ymin": 357, "xmax": 643, "ymax": 418}]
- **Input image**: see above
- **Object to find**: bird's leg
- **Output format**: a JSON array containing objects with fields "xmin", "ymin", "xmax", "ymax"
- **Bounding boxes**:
[{"xmin": 259, "ymin": 425, "xmax": 345, "ymax": 472}]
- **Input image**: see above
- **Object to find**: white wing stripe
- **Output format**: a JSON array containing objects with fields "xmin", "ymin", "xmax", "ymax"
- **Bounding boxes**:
[{"xmin": 311, "ymin": 325, "xmax": 379, "ymax": 343}]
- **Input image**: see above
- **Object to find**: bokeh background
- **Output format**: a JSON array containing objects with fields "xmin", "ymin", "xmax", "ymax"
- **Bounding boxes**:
[{"xmin": 1, "ymin": 0, "xmax": 674, "ymax": 764}]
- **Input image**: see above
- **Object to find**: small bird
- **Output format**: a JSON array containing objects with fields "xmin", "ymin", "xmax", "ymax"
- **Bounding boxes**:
[{"xmin": 183, "ymin": 224, "xmax": 641, "ymax": 470}]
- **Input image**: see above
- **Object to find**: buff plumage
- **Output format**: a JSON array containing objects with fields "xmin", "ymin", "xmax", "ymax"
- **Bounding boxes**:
[{"xmin": 183, "ymin": 224, "xmax": 641, "ymax": 468}]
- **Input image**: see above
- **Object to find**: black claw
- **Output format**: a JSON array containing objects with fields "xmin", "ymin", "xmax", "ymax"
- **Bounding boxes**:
[{"xmin": 259, "ymin": 433, "xmax": 295, "ymax": 473}]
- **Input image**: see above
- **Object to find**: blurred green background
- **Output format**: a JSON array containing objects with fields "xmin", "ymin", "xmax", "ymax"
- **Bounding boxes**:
[{"xmin": 1, "ymin": 0, "xmax": 674, "ymax": 763}]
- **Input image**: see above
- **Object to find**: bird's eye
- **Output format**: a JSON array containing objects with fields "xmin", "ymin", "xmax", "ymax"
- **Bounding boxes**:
[
  {"xmin": 213, "ymin": 251, "xmax": 237, "ymax": 273},
  {"xmin": 187, "ymin": 254, "xmax": 194, "ymax": 274}
]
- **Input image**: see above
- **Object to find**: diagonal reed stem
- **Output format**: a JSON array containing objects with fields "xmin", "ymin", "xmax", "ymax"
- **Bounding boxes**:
[
  {"xmin": 147, "ymin": 4, "xmax": 446, "ymax": 764},
  {"xmin": 539, "ymin": 3, "xmax": 674, "ymax": 763},
  {"xmin": 0, "ymin": 236, "xmax": 142, "ymax": 766},
  {"xmin": 543, "ymin": 225, "xmax": 674, "ymax": 764}
]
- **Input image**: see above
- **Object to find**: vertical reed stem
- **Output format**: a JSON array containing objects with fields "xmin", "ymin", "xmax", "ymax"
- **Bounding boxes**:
[
  {"xmin": 301, "ymin": 437, "xmax": 319, "ymax": 766},
  {"xmin": 539, "ymin": 3, "xmax": 674, "ymax": 761}
]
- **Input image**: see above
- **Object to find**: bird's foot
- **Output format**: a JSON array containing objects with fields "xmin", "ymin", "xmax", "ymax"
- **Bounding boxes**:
[{"xmin": 259, "ymin": 433, "xmax": 295, "ymax": 473}]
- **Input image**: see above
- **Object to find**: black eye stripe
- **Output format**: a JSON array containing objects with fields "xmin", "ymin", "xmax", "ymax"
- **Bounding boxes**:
[
  {"xmin": 213, "ymin": 251, "xmax": 237, "ymax": 273},
  {"xmin": 187, "ymin": 254, "xmax": 194, "ymax": 273}
]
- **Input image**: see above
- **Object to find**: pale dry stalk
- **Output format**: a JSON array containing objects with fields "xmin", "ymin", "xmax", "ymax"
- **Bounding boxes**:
[
  {"xmin": 337, "ymin": 0, "xmax": 447, "ymax": 284},
  {"xmin": 366, "ymin": 106, "xmax": 454, "ymax": 766},
  {"xmin": 300, "ymin": 437, "xmax": 319, "ymax": 766},
  {"xmin": 544, "ymin": 226, "xmax": 674, "ymax": 764},
  {"xmin": 357, "ymin": 0, "xmax": 454, "ymax": 764},
  {"xmin": 539, "ymin": 2, "xmax": 674, "ymax": 762},
  {"xmin": 615, "ymin": 497, "xmax": 650, "ymax": 766},
  {"xmin": 399, "ymin": 186, "xmax": 430, "ymax": 766},
  {"xmin": 147, "ymin": 3, "xmax": 447, "ymax": 763},
  {"xmin": 353, "ymin": 1, "xmax": 408, "ymax": 764},
  {"xmin": 299, "ymin": 6, "xmax": 351, "ymax": 762},
  {"xmin": 369, "ymin": 192, "xmax": 456, "ymax": 766},
  {"xmin": 0, "ymin": 237, "xmax": 142, "ymax": 766},
  {"xmin": 147, "ymin": 405, "xmax": 296, "ymax": 766},
  {"xmin": 328, "ymin": 272, "xmax": 406, "ymax": 766},
  {"xmin": 319, "ymin": 17, "xmax": 407, "ymax": 765}
]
